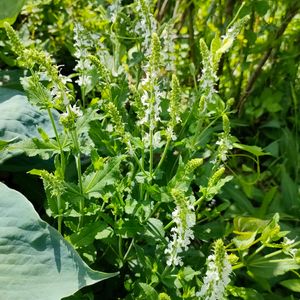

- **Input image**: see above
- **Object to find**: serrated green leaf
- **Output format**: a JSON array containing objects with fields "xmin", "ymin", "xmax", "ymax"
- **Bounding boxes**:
[
  {"xmin": 15, "ymin": 137, "xmax": 69, "ymax": 160},
  {"xmin": 138, "ymin": 283, "xmax": 159, "ymax": 300},
  {"xmin": 69, "ymin": 222, "xmax": 109, "ymax": 248},
  {"xmin": 82, "ymin": 155, "xmax": 123, "ymax": 198},
  {"xmin": 0, "ymin": 182, "xmax": 117, "ymax": 300}
]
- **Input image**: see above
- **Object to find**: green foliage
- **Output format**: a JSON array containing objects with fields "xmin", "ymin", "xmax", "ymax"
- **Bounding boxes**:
[
  {"xmin": 0, "ymin": 182, "xmax": 117, "ymax": 300},
  {"xmin": 0, "ymin": 0, "xmax": 25, "ymax": 27},
  {"xmin": 0, "ymin": 0, "xmax": 300, "ymax": 299}
]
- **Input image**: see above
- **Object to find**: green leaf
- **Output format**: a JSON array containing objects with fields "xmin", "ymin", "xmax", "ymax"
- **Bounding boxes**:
[
  {"xmin": 254, "ymin": 0, "xmax": 270, "ymax": 17},
  {"xmin": 247, "ymin": 255, "xmax": 300, "ymax": 278},
  {"xmin": 15, "ymin": 137, "xmax": 69, "ymax": 160},
  {"xmin": 233, "ymin": 231, "xmax": 257, "ymax": 250},
  {"xmin": 0, "ymin": 138, "xmax": 16, "ymax": 151},
  {"xmin": 0, "ymin": 182, "xmax": 117, "ymax": 300},
  {"xmin": 227, "ymin": 285, "xmax": 263, "ymax": 300},
  {"xmin": 233, "ymin": 143, "xmax": 269, "ymax": 157},
  {"xmin": 279, "ymin": 279, "xmax": 300, "ymax": 292},
  {"xmin": 69, "ymin": 222, "xmax": 109, "ymax": 248},
  {"xmin": 194, "ymin": 221, "xmax": 226, "ymax": 241},
  {"xmin": 233, "ymin": 216, "xmax": 268, "ymax": 233},
  {"xmin": 138, "ymin": 283, "xmax": 159, "ymax": 300},
  {"xmin": 82, "ymin": 155, "xmax": 123, "ymax": 198},
  {"xmin": 0, "ymin": 0, "xmax": 25, "ymax": 26}
]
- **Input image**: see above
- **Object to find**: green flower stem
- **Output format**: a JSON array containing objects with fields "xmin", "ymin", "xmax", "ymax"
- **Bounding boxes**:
[
  {"xmin": 67, "ymin": 106, "xmax": 84, "ymax": 227},
  {"xmin": 164, "ymin": 219, "xmax": 175, "ymax": 231},
  {"xmin": 264, "ymin": 241, "xmax": 300, "ymax": 259},
  {"xmin": 154, "ymin": 138, "xmax": 171, "ymax": 176},
  {"xmin": 81, "ymin": 86, "xmax": 86, "ymax": 108},
  {"xmin": 231, "ymin": 262, "xmax": 245, "ymax": 270},
  {"xmin": 130, "ymin": 146, "xmax": 148, "ymax": 177},
  {"xmin": 118, "ymin": 235, "xmax": 123, "ymax": 260},
  {"xmin": 47, "ymin": 107, "xmax": 65, "ymax": 232},
  {"xmin": 193, "ymin": 195, "xmax": 205, "ymax": 207},
  {"xmin": 57, "ymin": 195, "xmax": 62, "ymax": 234},
  {"xmin": 47, "ymin": 107, "xmax": 66, "ymax": 174},
  {"xmin": 149, "ymin": 126, "xmax": 154, "ymax": 178},
  {"xmin": 165, "ymin": 195, "xmax": 205, "ymax": 231},
  {"xmin": 123, "ymin": 238, "xmax": 135, "ymax": 262}
]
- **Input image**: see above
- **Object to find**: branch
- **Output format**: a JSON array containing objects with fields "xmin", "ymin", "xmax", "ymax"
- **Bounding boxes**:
[{"xmin": 237, "ymin": 3, "xmax": 300, "ymax": 115}]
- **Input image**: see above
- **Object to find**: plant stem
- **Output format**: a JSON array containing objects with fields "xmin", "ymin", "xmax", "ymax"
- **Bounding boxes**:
[
  {"xmin": 154, "ymin": 138, "xmax": 171, "ymax": 176},
  {"xmin": 57, "ymin": 195, "xmax": 62, "ymax": 234},
  {"xmin": 47, "ymin": 108, "xmax": 65, "ymax": 174},
  {"xmin": 47, "ymin": 107, "xmax": 65, "ymax": 232},
  {"xmin": 123, "ymin": 238, "xmax": 135, "ymax": 261}
]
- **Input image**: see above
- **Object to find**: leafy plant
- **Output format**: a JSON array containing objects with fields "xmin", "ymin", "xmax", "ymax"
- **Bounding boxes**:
[{"xmin": 0, "ymin": 0, "xmax": 300, "ymax": 299}]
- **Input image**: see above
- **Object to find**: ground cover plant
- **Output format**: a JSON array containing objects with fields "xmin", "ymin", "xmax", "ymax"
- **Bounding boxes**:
[{"xmin": 0, "ymin": 0, "xmax": 300, "ymax": 299}]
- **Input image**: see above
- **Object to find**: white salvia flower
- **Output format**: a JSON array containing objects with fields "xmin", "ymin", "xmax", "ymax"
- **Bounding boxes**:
[
  {"xmin": 61, "ymin": 104, "xmax": 83, "ymax": 119},
  {"xmin": 137, "ymin": 34, "xmax": 163, "ymax": 129},
  {"xmin": 76, "ymin": 74, "xmax": 92, "ymax": 87},
  {"xmin": 196, "ymin": 239, "xmax": 232, "ymax": 300},
  {"xmin": 165, "ymin": 190, "xmax": 196, "ymax": 266},
  {"xmin": 199, "ymin": 16, "xmax": 249, "ymax": 107},
  {"xmin": 161, "ymin": 24, "xmax": 177, "ymax": 71},
  {"xmin": 216, "ymin": 136, "xmax": 233, "ymax": 162},
  {"xmin": 166, "ymin": 126, "xmax": 177, "ymax": 141},
  {"xmin": 107, "ymin": 0, "xmax": 121, "ymax": 23},
  {"xmin": 143, "ymin": 131, "xmax": 164, "ymax": 149},
  {"xmin": 73, "ymin": 23, "xmax": 94, "ymax": 90},
  {"xmin": 135, "ymin": 0, "xmax": 157, "ymax": 54}
]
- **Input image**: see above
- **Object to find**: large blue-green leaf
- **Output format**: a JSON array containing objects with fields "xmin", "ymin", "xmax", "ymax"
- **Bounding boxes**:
[
  {"xmin": 0, "ymin": 182, "xmax": 118, "ymax": 300},
  {"xmin": 0, "ymin": 0, "xmax": 25, "ymax": 26}
]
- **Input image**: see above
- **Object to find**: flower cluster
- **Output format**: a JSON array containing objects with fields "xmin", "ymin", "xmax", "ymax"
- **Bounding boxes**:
[
  {"xmin": 60, "ymin": 104, "xmax": 83, "ymax": 130},
  {"xmin": 135, "ymin": 0, "xmax": 157, "ymax": 54},
  {"xmin": 199, "ymin": 38, "xmax": 218, "ymax": 105},
  {"xmin": 107, "ymin": 0, "xmax": 122, "ymax": 23},
  {"xmin": 73, "ymin": 23, "xmax": 94, "ymax": 91},
  {"xmin": 165, "ymin": 189, "xmax": 196, "ymax": 266},
  {"xmin": 137, "ymin": 33, "xmax": 163, "ymax": 131},
  {"xmin": 196, "ymin": 239, "xmax": 232, "ymax": 300},
  {"xmin": 215, "ymin": 113, "xmax": 233, "ymax": 163},
  {"xmin": 4, "ymin": 22, "xmax": 72, "ymax": 110},
  {"xmin": 161, "ymin": 23, "xmax": 177, "ymax": 72},
  {"xmin": 166, "ymin": 74, "xmax": 181, "ymax": 140},
  {"xmin": 199, "ymin": 16, "xmax": 249, "ymax": 107}
]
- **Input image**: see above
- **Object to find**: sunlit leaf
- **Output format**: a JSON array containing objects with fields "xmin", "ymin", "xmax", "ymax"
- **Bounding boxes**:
[{"xmin": 0, "ymin": 182, "xmax": 117, "ymax": 300}]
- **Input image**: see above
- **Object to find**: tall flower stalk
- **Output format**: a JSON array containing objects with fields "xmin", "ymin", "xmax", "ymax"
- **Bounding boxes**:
[
  {"xmin": 196, "ymin": 239, "xmax": 232, "ymax": 300},
  {"xmin": 165, "ymin": 189, "xmax": 196, "ymax": 266}
]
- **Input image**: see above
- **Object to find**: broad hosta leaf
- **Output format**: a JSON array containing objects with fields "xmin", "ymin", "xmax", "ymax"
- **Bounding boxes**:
[
  {"xmin": 82, "ymin": 155, "xmax": 124, "ymax": 198},
  {"xmin": 0, "ymin": 0, "xmax": 25, "ymax": 26},
  {"xmin": 0, "ymin": 182, "xmax": 117, "ymax": 300}
]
